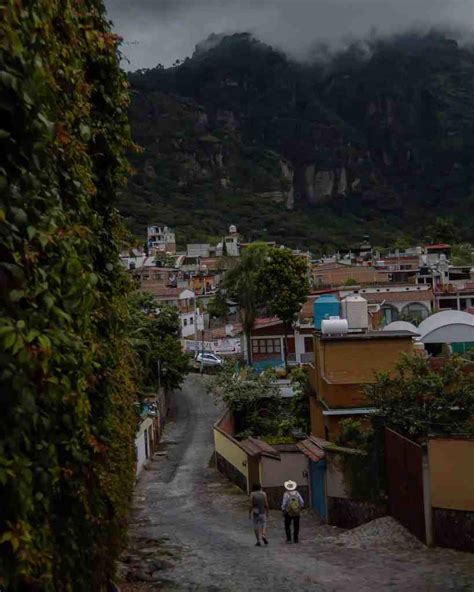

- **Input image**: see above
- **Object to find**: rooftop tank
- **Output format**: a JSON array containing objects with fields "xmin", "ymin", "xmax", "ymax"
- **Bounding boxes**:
[
  {"xmin": 314, "ymin": 294, "xmax": 340, "ymax": 330},
  {"xmin": 341, "ymin": 295, "xmax": 369, "ymax": 331}
]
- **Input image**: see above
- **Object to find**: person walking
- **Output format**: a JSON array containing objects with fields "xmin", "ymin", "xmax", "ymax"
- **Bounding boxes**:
[
  {"xmin": 249, "ymin": 483, "xmax": 269, "ymax": 546},
  {"xmin": 281, "ymin": 480, "xmax": 304, "ymax": 543}
]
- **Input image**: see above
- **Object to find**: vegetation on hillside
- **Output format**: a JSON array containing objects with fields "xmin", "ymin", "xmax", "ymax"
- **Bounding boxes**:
[{"xmin": 122, "ymin": 31, "xmax": 474, "ymax": 251}]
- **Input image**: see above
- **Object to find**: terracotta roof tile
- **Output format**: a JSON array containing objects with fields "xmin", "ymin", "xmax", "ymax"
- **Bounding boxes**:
[
  {"xmin": 296, "ymin": 436, "xmax": 330, "ymax": 462},
  {"xmin": 241, "ymin": 437, "xmax": 280, "ymax": 458}
]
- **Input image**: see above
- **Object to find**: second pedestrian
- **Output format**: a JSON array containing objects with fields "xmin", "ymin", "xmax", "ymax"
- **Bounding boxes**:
[{"xmin": 281, "ymin": 480, "xmax": 304, "ymax": 543}]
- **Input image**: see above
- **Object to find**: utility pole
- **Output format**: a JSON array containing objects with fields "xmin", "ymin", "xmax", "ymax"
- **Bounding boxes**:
[{"xmin": 194, "ymin": 304, "xmax": 199, "ymax": 356}]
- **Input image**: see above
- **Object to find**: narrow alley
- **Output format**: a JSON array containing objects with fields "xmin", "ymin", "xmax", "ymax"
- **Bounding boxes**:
[{"xmin": 120, "ymin": 375, "xmax": 474, "ymax": 592}]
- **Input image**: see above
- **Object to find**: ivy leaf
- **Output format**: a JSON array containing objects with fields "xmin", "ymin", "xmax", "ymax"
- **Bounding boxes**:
[
  {"xmin": 27, "ymin": 226, "xmax": 37, "ymax": 240},
  {"xmin": 0, "ymin": 129, "xmax": 10, "ymax": 139},
  {"xmin": 79, "ymin": 124, "xmax": 91, "ymax": 141},
  {"xmin": 10, "ymin": 290, "xmax": 25, "ymax": 302},
  {"xmin": 3, "ymin": 332, "xmax": 16, "ymax": 350},
  {"xmin": 43, "ymin": 294, "xmax": 54, "ymax": 309}
]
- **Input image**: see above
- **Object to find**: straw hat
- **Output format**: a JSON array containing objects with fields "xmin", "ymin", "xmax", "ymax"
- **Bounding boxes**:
[{"xmin": 284, "ymin": 480, "xmax": 297, "ymax": 491}]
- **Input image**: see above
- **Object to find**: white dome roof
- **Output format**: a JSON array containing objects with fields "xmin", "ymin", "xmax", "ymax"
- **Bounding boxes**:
[
  {"xmin": 383, "ymin": 321, "xmax": 418, "ymax": 333},
  {"xmin": 417, "ymin": 310, "xmax": 474, "ymax": 344}
]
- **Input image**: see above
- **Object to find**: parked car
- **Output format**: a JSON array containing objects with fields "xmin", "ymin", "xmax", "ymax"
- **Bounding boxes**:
[{"xmin": 194, "ymin": 352, "xmax": 224, "ymax": 369}]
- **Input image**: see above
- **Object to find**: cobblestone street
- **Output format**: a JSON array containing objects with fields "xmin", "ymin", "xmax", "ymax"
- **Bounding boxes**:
[{"xmin": 120, "ymin": 375, "xmax": 474, "ymax": 592}]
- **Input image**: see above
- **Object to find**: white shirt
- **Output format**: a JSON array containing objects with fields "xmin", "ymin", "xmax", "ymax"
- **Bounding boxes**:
[{"xmin": 281, "ymin": 490, "xmax": 304, "ymax": 512}]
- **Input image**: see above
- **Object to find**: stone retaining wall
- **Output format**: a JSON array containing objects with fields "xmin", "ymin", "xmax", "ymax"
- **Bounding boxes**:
[
  {"xmin": 433, "ymin": 508, "xmax": 474, "ymax": 552},
  {"xmin": 328, "ymin": 496, "xmax": 386, "ymax": 529}
]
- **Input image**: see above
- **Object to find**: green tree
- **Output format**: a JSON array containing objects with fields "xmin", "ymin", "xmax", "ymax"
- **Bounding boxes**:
[
  {"xmin": 425, "ymin": 217, "xmax": 457, "ymax": 244},
  {"xmin": 365, "ymin": 354, "xmax": 474, "ymax": 440},
  {"xmin": 224, "ymin": 244, "xmax": 269, "ymax": 364},
  {"xmin": 209, "ymin": 363, "xmax": 280, "ymax": 436},
  {"xmin": 206, "ymin": 290, "xmax": 229, "ymax": 322},
  {"xmin": 258, "ymin": 248, "xmax": 309, "ymax": 371},
  {"xmin": 128, "ymin": 293, "xmax": 189, "ymax": 392},
  {"xmin": 288, "ymin": 368, "xmax": 311, "ymax": 435},
  {"xmin": 451, "ymin": 243, "xmax": 473, "ymax": 266}
]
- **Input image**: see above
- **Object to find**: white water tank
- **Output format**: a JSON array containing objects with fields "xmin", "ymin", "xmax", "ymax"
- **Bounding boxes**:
[
  {"xmin": 341, "ymin": 295, "xmax": 369, "ymax": 330},
  {"xmin": 321, "ymin": 318, "xmax": 349, "ymax": 335}
]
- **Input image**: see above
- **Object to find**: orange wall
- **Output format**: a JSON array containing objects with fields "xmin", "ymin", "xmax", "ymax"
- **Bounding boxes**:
[
  {"xmin": 315, "ymin": 336, "xmax": 413, "ymax": 408},
  {"xmin": 428, "ymin": 438, "xmax": 474, "ymax": 511}
]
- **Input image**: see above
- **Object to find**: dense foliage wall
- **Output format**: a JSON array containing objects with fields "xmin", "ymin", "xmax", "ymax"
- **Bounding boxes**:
[{"xmin": 0, "ymin": 2, "xmax": 137, "ymax": 589}]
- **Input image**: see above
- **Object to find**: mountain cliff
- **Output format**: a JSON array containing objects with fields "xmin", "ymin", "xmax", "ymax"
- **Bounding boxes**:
[{"xmin": 120, "ymin": 32, "xmax": 474, "ymax": 250}]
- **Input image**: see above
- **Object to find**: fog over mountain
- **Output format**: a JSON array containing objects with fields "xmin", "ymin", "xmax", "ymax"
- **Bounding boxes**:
[{"xmin": 104, "ymin": 0, "xmax": 474, "ymax": 70}]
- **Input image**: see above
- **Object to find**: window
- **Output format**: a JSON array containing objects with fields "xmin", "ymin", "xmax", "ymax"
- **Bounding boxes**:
[
  {"xmin": 381, "ymin": 305, "xmax": 399, "ymax": 325},
  {"xmin": 252, "ymin": 338, "xmax": 282, "ymax": 354},
  {"xmin": 183, "ymin": 319, "xmax": 188, "ymax": 326},
  {"xmin": 401, "ymin": 303, "xmax": 429, "ymax": 322},
  {"xmin": 190, "ymin": 317, "xmax": 194, "ymax": 324},
  {"xmin": 304, "ymin": 336, "xmax": 314, "ymax": 352}
]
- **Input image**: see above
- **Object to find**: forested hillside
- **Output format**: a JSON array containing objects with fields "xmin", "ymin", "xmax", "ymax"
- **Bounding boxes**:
[{"xmin": 122, "ymin": 32, "xmax": 474, "ymax": 251}]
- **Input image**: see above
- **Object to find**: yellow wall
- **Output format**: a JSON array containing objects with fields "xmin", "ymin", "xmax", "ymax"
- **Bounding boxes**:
[
  {"xmin": 213, "ymin": 429, "xmax": 248, "ymax": 481},
  {"xmin": 428, "ymin": 438, "xmax": 474, "ymax": 511}
]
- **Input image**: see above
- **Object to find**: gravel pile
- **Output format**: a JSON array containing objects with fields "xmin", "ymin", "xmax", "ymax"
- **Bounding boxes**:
[{"xmin": 321, "ymin": 516, "xmax": 424, "ymax": 551}]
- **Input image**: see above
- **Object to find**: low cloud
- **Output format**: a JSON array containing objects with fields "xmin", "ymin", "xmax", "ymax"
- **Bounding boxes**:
[{"xmin": 104, "ymin": 0, "xmax": 474, "ymax": 70}]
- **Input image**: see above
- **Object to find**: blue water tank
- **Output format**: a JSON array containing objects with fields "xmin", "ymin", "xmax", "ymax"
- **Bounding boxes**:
[{"xmin": 314, "ymin": 295, "xmax": 340, "ymax": 330}]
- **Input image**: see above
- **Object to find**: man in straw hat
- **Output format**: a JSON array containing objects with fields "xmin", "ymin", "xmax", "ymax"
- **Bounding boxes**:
[{"xmin": 281, "ymin": 480, "xmax": 304, "ymax": 543}]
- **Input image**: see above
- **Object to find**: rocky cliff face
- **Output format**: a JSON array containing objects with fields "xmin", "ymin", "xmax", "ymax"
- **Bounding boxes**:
[{"xmin": 121, "ymin": 32, "xmax": 474, "ymax": 249}]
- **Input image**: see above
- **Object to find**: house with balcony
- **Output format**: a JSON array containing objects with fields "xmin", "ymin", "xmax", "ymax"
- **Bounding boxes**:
[
  {"xmin": 147, "ymin": 225, "xmax": 176, "ymax": 255},
  {"xmin": 248, "ymin": 317, "xmax": 315, "ymax": 368}
]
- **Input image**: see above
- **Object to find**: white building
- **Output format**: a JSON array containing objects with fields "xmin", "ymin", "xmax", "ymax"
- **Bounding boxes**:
[
  {"xmin": 216, "ymin": 225, "xmax": 240, "ymax": 257},
  {"xmin": 147, "ymin": 225, "xmax": 176, "ymax": 255},
  {"xmin": 135, "ymin": 416, "xmax": 155, "ymax": 477}
]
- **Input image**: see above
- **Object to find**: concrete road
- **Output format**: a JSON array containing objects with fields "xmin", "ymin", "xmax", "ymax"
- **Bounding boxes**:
[{"xmin": 122, "ymin": 375, "xmax": 474, "ymax": 592}]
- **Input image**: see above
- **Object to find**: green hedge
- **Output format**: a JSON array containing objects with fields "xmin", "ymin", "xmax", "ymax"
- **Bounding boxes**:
[{"xmin": 0, "ymin": 2, "xmax": 137, "ymax": 589}]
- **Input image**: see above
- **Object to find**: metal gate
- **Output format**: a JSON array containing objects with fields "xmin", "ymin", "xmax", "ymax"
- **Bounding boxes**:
[
  {"xmin": 385, "ymin": 427, "xmax": 426, "ymax": 542},
  {"xmin": 310, "ymin": 459, "xmax": 327, "ymax": 520}
]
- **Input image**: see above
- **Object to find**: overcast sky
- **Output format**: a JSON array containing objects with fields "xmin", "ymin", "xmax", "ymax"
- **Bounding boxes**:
[{"xmin": 104, "ymin": 0, "xmax": 474, "ymax": 71}]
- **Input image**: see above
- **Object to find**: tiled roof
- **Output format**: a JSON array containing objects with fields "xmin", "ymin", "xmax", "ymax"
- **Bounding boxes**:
[
  {"xmin": 299, "ymin": 296, "xmax": 318, "ymax": 320},
  {"xmin": 253, "ymin": 317, "xmax": 281, "ymax": 328},
  {"xmin": 360, "ymin": 289, "xmax": 433, "ymax": 303},
  {"xmin": 139, "ymin": 286, "xmax": 193, "ymax": 298},
  {"xmin": 241, "ymin": 437, "xmax": 280, "ymax": 459},
  {"xmin": 426, "ymin": 243, "xmax": 451, "ymax": 249},
  {"xmin": 296, "ymin": 436, "xmax": 330, "ymax": 462}
]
